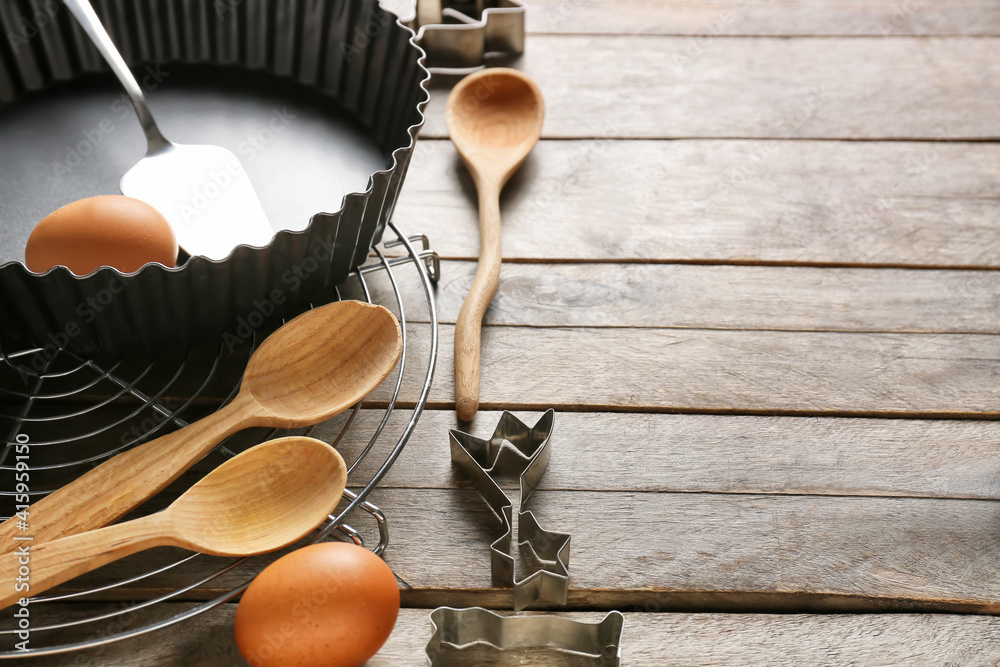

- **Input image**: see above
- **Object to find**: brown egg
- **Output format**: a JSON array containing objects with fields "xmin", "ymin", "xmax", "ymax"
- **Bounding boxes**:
[
  {"xmin": 25, "ymin": 195, "xmax": 178, "ymax": 275},
  {"xmin": 234, "ymin": 543, "xmax": 400, "ymax": 667}
]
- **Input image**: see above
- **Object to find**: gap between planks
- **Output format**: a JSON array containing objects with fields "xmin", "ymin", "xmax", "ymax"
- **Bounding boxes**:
[
  {"xmin": 385, "ymin": 255, "xmax": 1000, "ymax": 271},
  {"xmin": 416, "ymin": 35, "xmax": 1000, "ymax": 140},
  {"xmin": 15, "ymin": 606, "xmax": 1000, "ymax": 666},
  {"xmin": 339, "ymin": 483, "xmax": 1000, "ymax": 505}
]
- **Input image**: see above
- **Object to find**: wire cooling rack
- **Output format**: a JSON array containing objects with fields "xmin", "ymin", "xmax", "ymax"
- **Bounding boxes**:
[{"xmin": 0, "ymin": 222, "xmax": 439, "ymax": 658}]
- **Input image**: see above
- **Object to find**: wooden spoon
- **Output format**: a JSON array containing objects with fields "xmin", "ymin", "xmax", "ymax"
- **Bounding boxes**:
[
  {"xmin": 0, "ymin": 437, "xmax": 346, "ymax": 610},
  {"xmin": 0, "ymin": 300, "xmax": 400, "ymax": 552},
  {"xmin": 447, "ymin": 68, "xmax": 545, "ymax": 422}
]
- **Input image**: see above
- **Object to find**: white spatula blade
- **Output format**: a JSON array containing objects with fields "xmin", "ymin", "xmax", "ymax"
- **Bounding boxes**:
[{"xmin": 121, "ymin": 144, "xmax": 275, "ymax": 261}]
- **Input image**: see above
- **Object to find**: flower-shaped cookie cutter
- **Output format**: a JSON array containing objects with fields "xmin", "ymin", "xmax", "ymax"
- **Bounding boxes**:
[
  {"xmin": 409, "ymin": 0, "xmax": 527, "ymax": 74},
  {"xmin": 449, "ymin": 409, "xmax": 570, "ymax": 611}
]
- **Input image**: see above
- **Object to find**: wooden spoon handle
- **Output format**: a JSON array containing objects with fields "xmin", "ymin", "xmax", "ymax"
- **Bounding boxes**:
[
  {"xmin": 0, "ymin": 398, "xmax": 259, "ymax": 553},
  {"xmin": 0, "ymin": 515, "xmax": 165, "ymax": 610},
  {"xmin": 455, "ymin": 187, "xmax": 503, "ymax": 422}
]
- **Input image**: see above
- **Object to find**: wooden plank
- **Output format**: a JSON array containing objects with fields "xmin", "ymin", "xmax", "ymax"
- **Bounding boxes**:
[
  {"xmin": 369, "ymin": 487, "xmax": 1000, "ymax": 613},
  {"xmin": 351, "ymin": 261, "xmax": 1000, "ymax": 332},
  {"xmin": 392, "ymin": 139, "xmax": 1000, "ymax": 266},
  {"xmin": 15, "ymin": 406, "xmax": 1000, "ymax": 511},
  {"xmin": 17, "ymin": 407, "xmax": 1000, "ymax": 603},
  {"xmin": 378, "ymin": 0, "xmax": 1000, "ymax": 37},
  {"xmin": 328, "ymin": 410, "xmax": 1000, "ymax": 500},
  {"xmin": 34, "ymin": 486, "xmax": 1000, "ymax": 613},
  {"xmin": 6, "ymin": 402, "xmax": 988, "ymax": 494},
  {"xmin": 525, "ymin": 0, "xmax": 1000, "ymax": 37},
  {"xmin": 14, "ymin": 607, "xmax": 1000, "ymax": 665},
  {"xmin": 50, "ymin": 488, "xmax": 1000, "ymax": 612},
  {"xmin": 417, "ymin": 36, "xmax": 1000, "ymax": 139},
  {"xmin": 372, "ymin": 324, "xmax": 1000, "ymax": 417}
]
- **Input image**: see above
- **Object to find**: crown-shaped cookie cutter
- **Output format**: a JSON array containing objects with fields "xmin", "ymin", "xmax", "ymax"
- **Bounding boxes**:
[
  {"xmin": 449, "ymin": 409, "xmax": 570, "ymax": 611},
  {"xmin": 409, "ymin": 0, "xmax": 526, "ymax": 74},
  {"xmin": 426, "ymin": 607, "xmax": 625, "ymax": 666}
]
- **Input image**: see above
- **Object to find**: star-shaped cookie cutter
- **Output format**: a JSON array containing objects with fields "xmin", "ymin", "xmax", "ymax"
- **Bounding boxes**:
[
  {"xmin": 449, "ymin": 409, "xmax": 570, "ymax": 611},
  {"xmin": 426, "ymin": 607, "xmax": 625, "ymax": 666},
  {"xmin": 408, "ymin": 0, "xmax": 526, "ymax": 74}
]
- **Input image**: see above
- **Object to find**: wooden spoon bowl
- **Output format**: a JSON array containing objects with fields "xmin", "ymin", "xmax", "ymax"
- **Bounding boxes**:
[
  {"xmin": 447, "ymin": 68, "xmax": 546, "ymax": 188},
  {"xmin": 245, "ymin": 300, "xmax": 404, "ymax": 427},
  {"xmin": 170, "ymin": 438, "xmax": 347, "ymax": 555},
  {"xmin": 0, "ymin": 437, "xmax": 347, "ymax": 610}
]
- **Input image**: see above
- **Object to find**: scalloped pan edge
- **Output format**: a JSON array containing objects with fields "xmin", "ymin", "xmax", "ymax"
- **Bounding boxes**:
[{"xmin": 0, "ymin": 0, "xmax": 430, "ymax": 357}]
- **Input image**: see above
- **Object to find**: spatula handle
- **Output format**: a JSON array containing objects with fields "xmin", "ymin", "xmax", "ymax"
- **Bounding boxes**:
[
  {"xmin": 455, "ymin": 186, "xmax": 502, "ymax": 422},
  {"xmin": 0, "ymin": 515, "xmax": 164, "ymax": 611},
  {"xmin": 0, "ymin": 398, "xmax": 258, "ymax": 553},
  {"xmin": 61, "ymin": 0, "xmax": 170, "ymax": 153}
]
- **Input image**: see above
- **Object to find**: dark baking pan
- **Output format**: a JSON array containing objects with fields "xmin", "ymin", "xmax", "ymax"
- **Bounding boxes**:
[{"xmin": 0, "ymin": 0, "xmax": 429, "ymax": 356}]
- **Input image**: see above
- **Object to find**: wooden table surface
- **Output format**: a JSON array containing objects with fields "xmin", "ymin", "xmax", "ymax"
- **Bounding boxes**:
[{"xmin": 20, "ymin": 0, "xmax": 1000, "ymax": 664}]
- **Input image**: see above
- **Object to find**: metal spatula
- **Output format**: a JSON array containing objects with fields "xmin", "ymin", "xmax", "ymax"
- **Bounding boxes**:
[{"xmin": 64, "ymin": 0, "xmax": 275, "ymax": 261}]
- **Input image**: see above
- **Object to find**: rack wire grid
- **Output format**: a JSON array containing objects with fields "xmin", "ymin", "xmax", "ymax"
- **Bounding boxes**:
[{"xmin": 0, "ymin": 222, "xmax": 439, "ymax": 658}]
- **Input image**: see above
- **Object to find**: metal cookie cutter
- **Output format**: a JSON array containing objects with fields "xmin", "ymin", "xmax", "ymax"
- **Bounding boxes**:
[
  {"xmin": 426, "ymin": 607, "xmax": 625, "ymax": 666},
  {"xmin": 449, "ymin": 409, "xmax": 570, "ymax": 611},
  {"xmin": 409, "ymin": 0, "xmax": 527, "ymax": 74}
]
